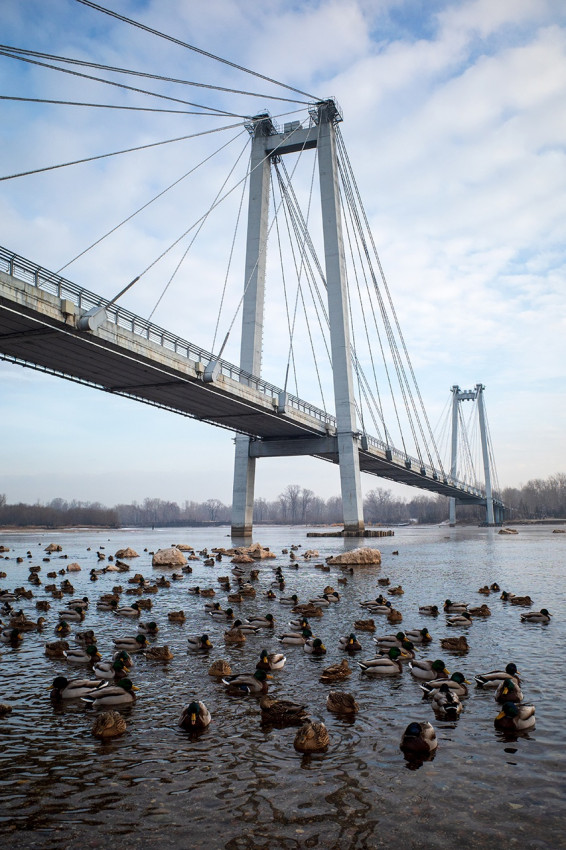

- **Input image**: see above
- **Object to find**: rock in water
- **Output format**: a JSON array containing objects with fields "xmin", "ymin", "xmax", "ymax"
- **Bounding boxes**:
[
  {"xmin": 326, "ymin": 548, "xmax": 381, "ymax": 566},
  {"xmin": 115, "ymin": 548, "xmax": 139, "ymax": 558},
  {"xmin": 152, "ymin": 548, "xmax": 188, "ymax": 567}
]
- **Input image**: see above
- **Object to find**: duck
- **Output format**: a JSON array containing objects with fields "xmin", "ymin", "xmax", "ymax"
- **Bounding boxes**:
[
  {"xmin": 447, "ymin": 612, "xmax": 473, "ymax": 627},
  {"xmin": 419, "ymin": 605, "xmax": 439, "ymax": 617},
  {"xmin": 387, "ymin": 609, "xmax": 403, "ymax": 624},
  {"xmin": 179, "ymin": 701, "xmax": 211, "ymax": 732},
  {"xmin": 93, "ymin": 659, "xmax": 129, "ymax": 680},
  {"xmin": 400, "ymin": 721, "xmax": 438, "ymax": 757},
  {"xmin": 354, "ymin": 619, "xmax": 375, "ymax": 632},
  {"xmin": 406, "ymin": 628, "xmax": 432, "ymax": 644},
  {"xmin": 430, "ymin": 684, "xmax": 462, "ymax": 718},
  {"xmin": 292, "ymin": 603, "xmax": 324, "ymax": 617},
  {"xmin": 113, "ymin": 649, "xmax": 134, "ymax": 670},
  {"xmin": 260, "ymin": 695, "xmax": 309, "ymax": 725},
  {"xmin": 246, "ymin": 614, "xmax": 275, "ymax": 628},
  {"xmin": 363, "ymin": 603, "xmax": 392, "ymax": 615},
  {"xmin": 520, "ymin": 609, "xmax": 551, "ymax": 623},
  {"xmin": 204, "ymin": 601, "xmax": 221, "ymax": 613},
  {"xmin": 0, "ymin": 628, "xmax": 23, "ymax": 645},
  {"xmin": 168, "ymin": 611, "xmax": 186, "ymax": 623},
  {"xmin": 82, "ymin": 678, "xmax": 138, "ymax": 707},
  {"xmin": 44, "ymin": 639, "xmax": 70, "ymax": 659},
  {"xmin": 475, "ymin": 663, "xmax": 521, "ymax": 688},
  {"xmin": 339, "ymin": 633, "xmax": 362, "ymax": 652},
  {"xmin": 58, "ymin": 607, "xmax": 85, "ymax": 622},
  {"xmin": 326, "ymin": 691, "xmax": 358, "ymax": 714},
  {"xmin": 358, "ymin": 646, "xmax": 403, "ymax": 674},
  {"xmin": 440, "ymin": 636, "xmax": 469, "ymax": 652},
  {"xmin": 279, "ymin": 594, "xmax": 299, "ymax": 606},
  {"xmin": 208, "ymin": 659, "xmax": 232, "ymax": 677},
  {"xmin": 138, "ymin": 621, "xmax": 159, "ymax": 636},
  {"xmin": 222, "ymin": 668, "xmax": 270, "ymax": 695},
  {"xmin": 91, "ymin": 710, "xmax": 127, "ymax": 739},
  {"xmin": 304, "ymin": 637, "xmax": 326, "ymax": 655},
  {"xmin": 478, "ymin": 585, "xmax": 491, "ymax": 595},
  {"xmin": 510, "ymin": 596, "xmax": 533, "ymax": 607},
  {"xmin": 256, "ymin": 649, "xmax": 286, "ymax": 671},
  {"xmin": 421, "ymin": 671, "xmax": 469, "ymax": 697},
  {"xmin": 444, "ymin": 600, "xmax": 468, "ymax": 613},
  {"xmin": 409, "ymin": 659, "xmax": 450, "ymax": 681},
  {"xmin": 210, "ymin": 607, "xmax": 234, "ymax": 622},
  {"xmin": 490, "ymin": 582, "xmax": 501, "ymax": 592},
  {"xmin": 97, "ymin": 599, "xmax": 118, "ymax": 612},
  {"xmin": 494, "ymin": 702, "xmax": 535, "ymax": 732},
  {"xmin": 144, "ymin": 645, "xmax": 174, "ymax": 661},
  {"xmin": 494, "ymin": 678, "xmax": 524, "ymax": 704},
  {"xmin": 114, "ymin": 604, "xmax": 141, "ymax": 617},
  {"xmin": 50, "ymin": 676, "xmax": 107, "ymax": 700},
  {"xmin": 74, "ymin": 629, "xmax": 97, "ymax": 647},
  {"xmin": 113, "ymin": 635, "xmax": 148, "ymax": 652},
  {"xmin": 67, "ymin": 597, "xmax": 89, "ymax": 610},
  {"xmin": 288, "ymin": 617, "xmax": 310, "ymax": 631},
  {"xmin": 64, "ymin": 645, "xmax": 101, "ymax": 664},
  {"xmin": 468, "ymin": 604, "xmax": 491, "ymax": 617},
  {"xmin": 224, "ymin": 628, "xmax": 246, "ymax": 645},
  {"xmin": 187, "ymin": 634, "xmax": 213, "ymax": 651},
  {"xmin": 320, "ymin": 659, "xmax": 352, "ymax": 683},
  {"xmin": 293, "ymin": 721, "xmax": 330, "ymax": 753},
  {"xmin": 278, "ymin": 628, "xmax": 312, "ymax": 646},
  {"xmin": 9, "ymin": 613, "xmax": 44, "ymax": 631},
  {"xmin": 230, "ymin": 619, "xmax": 260, "ymax": 635},
  {"xmin": 264, "ymin": 590, "xmax": 277, "ymax": 600},
  {"xmin": 500, "ymin": 591, "xmax": 515, "ymax": 601},
  {"xmin": 374, "ymin": 631, "xmax": 406, "ymax": 649}
]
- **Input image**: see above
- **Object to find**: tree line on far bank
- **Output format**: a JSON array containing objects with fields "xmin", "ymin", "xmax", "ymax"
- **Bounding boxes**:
[{"xmin": 0, "ymin": 473, "xmax": 564, "ymax": 528}]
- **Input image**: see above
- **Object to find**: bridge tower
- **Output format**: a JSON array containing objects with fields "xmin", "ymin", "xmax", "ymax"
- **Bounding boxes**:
[
  {"xmin": 449, "ymin": 383, "xmax": 498, "ymax": 526},
  {"xmin": 231, "ymin": 100, "xmax": 365, "ymax": 536}
]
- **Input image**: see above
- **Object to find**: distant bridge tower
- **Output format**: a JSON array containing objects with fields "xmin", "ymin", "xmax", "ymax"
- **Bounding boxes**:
[
  {"xmin": 231, "ymin": 100, "xmax": 365, "ymax": 537},
  {"xmin": 449, "ymin": 383, "xmax": 500, "ymax": 526}
]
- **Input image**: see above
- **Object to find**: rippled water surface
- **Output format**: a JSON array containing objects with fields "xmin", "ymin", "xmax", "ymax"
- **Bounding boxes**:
[{"xmin": 0, "ymin": 524, "xmax": 565, "ymax": 849}]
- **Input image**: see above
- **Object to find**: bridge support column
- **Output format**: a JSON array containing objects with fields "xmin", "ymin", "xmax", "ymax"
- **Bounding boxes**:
[
  {"xmin": 317, "ymin": 101, "xmax": 364, "ymax": 535},
  {"xmin": 231, "ymin": 114, "xmax": 274, "ymax": 537},
  {"xmin": 476, "ymin": 384, "xmax": 495, "ymax": 525}
]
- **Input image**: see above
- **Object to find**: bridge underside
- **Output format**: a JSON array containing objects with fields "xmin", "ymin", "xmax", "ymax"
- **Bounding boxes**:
[{"xmin": 0, "ymin": 264, "xmax": 499, "ymax": 511}]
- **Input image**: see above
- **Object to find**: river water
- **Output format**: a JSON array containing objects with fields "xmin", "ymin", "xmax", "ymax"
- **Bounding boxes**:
[{"xmin": 0, "ymin": 524, "xmax": 564, "ymax": 850}]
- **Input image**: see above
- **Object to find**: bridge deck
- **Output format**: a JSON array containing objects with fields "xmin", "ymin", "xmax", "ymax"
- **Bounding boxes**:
[{"xmin": 0, "ymin": 247, "xmax": 498, "ymax": 508}]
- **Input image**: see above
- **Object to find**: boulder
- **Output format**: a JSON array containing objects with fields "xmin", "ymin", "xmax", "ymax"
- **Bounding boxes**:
[
  {"xmin": 326, "ymin": 547, "xmax": 381, "ymax": 566},
  {"xmin": 115, "ymin": 548, "xmax": 139, "ymax": 558},
  {"xmin": 45, "ymin": 543, "xmax": 62, "ymax": 553},
  {"xmin": 174, "ymin": 544, "xmax": 194, "ymax": 551},
  {"xmin": 152, "ymin": 547, "xmax": 188, "ymax": 567},
  {"xmin": 67, "ymin": 562, "xmax": 81, "ymax": 572}
]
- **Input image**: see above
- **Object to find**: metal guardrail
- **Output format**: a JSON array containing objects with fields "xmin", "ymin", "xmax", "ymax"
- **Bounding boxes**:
[{"xmin": 0, "ymin": 245, "xmax": 492, "ymax": 502}]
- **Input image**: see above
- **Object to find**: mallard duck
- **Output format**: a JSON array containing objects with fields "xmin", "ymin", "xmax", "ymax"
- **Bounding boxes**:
[
  {"xmin": 260, "ymin": 695, "xmax": 309, "ymax": 725},
  {"xmin": 92, "ymin": 710, "xmax": 127, "ymax": 739},
  {"xmin": 279, "ymin": 594, "xmax": 299, "ymax": 606},
  {"xmin": 138, "ymin": 621, "xmax": 159, "ymax": 635},
  {"xmin": 45, "ymin": 639, "xmax": 70, "ymax": 658},
  {"xmin": 354, "ymin": 619, "xmax": 375, "ymax": 632},
  {"xmin": 264, "ymin": 590, "xmax": 277, "ymax": 599},
  {"xmin": 94, "ymin": 659, "xmax": 129, "ymax": 680},
  {"xmin": 320, "ymin": 659, "xmax": 352, "ymax": 683},
  {"xmin": 447, "ymin": 612, "xmax": 473, "ymax": 627},
  {"xmin": 374, "ymin": 631, "xmax": 406, "ymax": 649},
  {"xmin": 58, "ymin": 607, "xmax": 85, "ymax": 622},
  {"xmin": 114, "ymin": 603, "xmax": 141, "ymax": 617},
  {"xmin": 222, "ymin": 668, "xmax": 270, "ymax": 695},
  {"xmin": 168, "ymin": 611, "xmax": 186, "ymax": 623},
  {"xmin": 247, "ymin": 614, "xmax": 274, "ymax": 628},
  {"xmin": 0, "ymin": 627, "xmax": 23, "ymax": 646},
  {"xmin": 9, "ymin": 613, "xmax": 44, "ymax": 631},
  {"xmin": 440, "ymin": 636, "xmax": 469, "ymax": 652},
  {"xmin": 400, "ymin": 721, "xmax": 438, "ymax": 756},
  {"xmin": 444, "ymin": 600, "xmax": 468, "ymax": 613},
  {"xmin": 112, "ymin": 650, "xmax": 135, "ymax": 670},
  {"xmin": 304, "ymin": 637, "xmax": 326, "ymax": 655},
  {"xmin": 500, "ymin": 591, "xmax": 515, "ymax": 601},
  {"xmin": 144, "ymin": 645, "xmax": 174, "ymax": 661},
  {"xmin": 179, "ymin": 701, "xmax": 211, "ymax": 732},
  {"xmin": 326, "ymin": 691, "xmax": 358, "ymax": 714},
  {"xmin": 224, "ymin": 628, "xmax": 246, "ymax": 644},
  {"xmin": 256, "ymin": 649, "xmax": 286, "ymax": 671},
  {"xmin": 67, "ymin": 597, "xmax": 89, "ymax": 609},
  {"xmin": 387, "ymin": 609, "xmax": 403, "ymax": 624},
  {"xmin": 494, "ymin": 678, "xmax": 524, "ymax": 704},
  {"xmin": 421, "ymin": 671, "xmax": 469, "ymax": 697},
  {"xmin": 520, "ymin": 609, "xmax": 551, "ymax": 623},
  {"xmin": 292, "ymin": 603, "xmax": 324, "ymax": 617},
  {"xmin": 97, "ymin": 599, "xmax": 118, "ymax": 612},
  {"xmin": 230, "ymin": 619, "xmax": 259, "ymax": 635},
  {"xmin": 210, "ymin": 607, "xmax": 234, "ymax": 622},
  {"xmin": 113, "ymin": 635, "xmax": 148, "ymax": 652},
  {"xmin": 490, "ymin": 582, "xmax": 500, "ymax": 592},
  {"xmin": 50, "ymin": 676, "xmax": 107, "ymax": 700},
  {"xmin": 288, "ymin": 617, "xmax": 310, "ymax": 631},
  {"xmin": 64, "ymin": 645, "xmax": 101, "ymax": 664},
  {"xmin": 409, "ymin": 659, "xmax": 450, "ymax": 681},
  {"xmin": 278, "ymin": 628, "xmax": 312, "ymax": 646},
  {"xmin": 391, "ymin": 640, "xmax": 416, "ymax": 661},
  {"xmin": 358, "ymin": 647, "xmax": 403, "ymax": 674},
  {"xmin": 406, "ymin": 628, "xmax": 432, "ymax": 644},
  {"xmin": 293, "ymin": 721, "xmax": 330, "ymax": 753},
  {"xmin": 478, "ymin": 585, "xmax": 491, "ymax": 595},
  {"xmin": 468, "ymin": 604, "xmax": 491, "ymax": 617},
  {"xmin": 82, "ymin": 678, "xmax": 138, "ymax": 707},
  {"xmin": 339, "ymin": 633, "xmax": 362, "ymax": 652},
  {"xmin": 188, "ymin": 586, "xmax": 201, "ymax": 595},
  {"xmin": 510, "ymin": 596, "xmax": 533, "ymax": 607},
  {"xmin": 187, "ymin": 634, "xmax": 213, "ymax": 650},
  {"xmin": 388, "ymin": 585, "xmax": 404, "ymax": 596},
  {"xmin": 475, "ymin": 662, "xmax": 520, "ymax": 688},
  {"xmin": 494, "ymin": 702, "xmax": 535, "ymax": 731},
  {"xmin": 208, "ymin": 659, "xmax": 232, "ymax": 677},
  {"xmin": 204, "ymin": 600, "xmax": 221, "ymax": 613},
  {"xmin": 430, "ymin": 684, "xmax": 462, "ymax": 718},
  {"xmin": 419, "ymin": 605, "xmax": 439, "ymax": 617},
  {"xmin": 74, "ymin": 629, "xmax": 97, "ymax": 647},
  {"xmin": 363, "ymin": 603, "xmax": 392, "ymax": 615}
]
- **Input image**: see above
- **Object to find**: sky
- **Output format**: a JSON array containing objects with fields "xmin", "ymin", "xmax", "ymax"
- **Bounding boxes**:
[{"xmin": 0, "ymin": 0, "xmax": 565, "ymax": 508}]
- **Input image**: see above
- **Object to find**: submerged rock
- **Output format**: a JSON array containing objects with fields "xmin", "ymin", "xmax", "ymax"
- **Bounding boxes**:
[{"xmin": 326, "ymin": 547, "xmax": 381, "ymax": 566}]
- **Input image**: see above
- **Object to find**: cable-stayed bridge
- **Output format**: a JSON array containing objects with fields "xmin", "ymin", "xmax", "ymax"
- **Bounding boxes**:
[{"xmin": 0, "ymin": 7, "xmax": 504, "ymax": 534}]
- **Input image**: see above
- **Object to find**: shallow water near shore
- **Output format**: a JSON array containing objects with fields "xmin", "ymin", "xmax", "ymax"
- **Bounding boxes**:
[{"xmin": 0, "ymin": 524, "xmax": 565, "ymax": 849}]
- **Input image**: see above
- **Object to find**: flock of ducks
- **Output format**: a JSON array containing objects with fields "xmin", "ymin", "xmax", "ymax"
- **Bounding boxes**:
[{"xmin": 0, "ymin": 540, "xmax": 552, "ymax": 753}]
